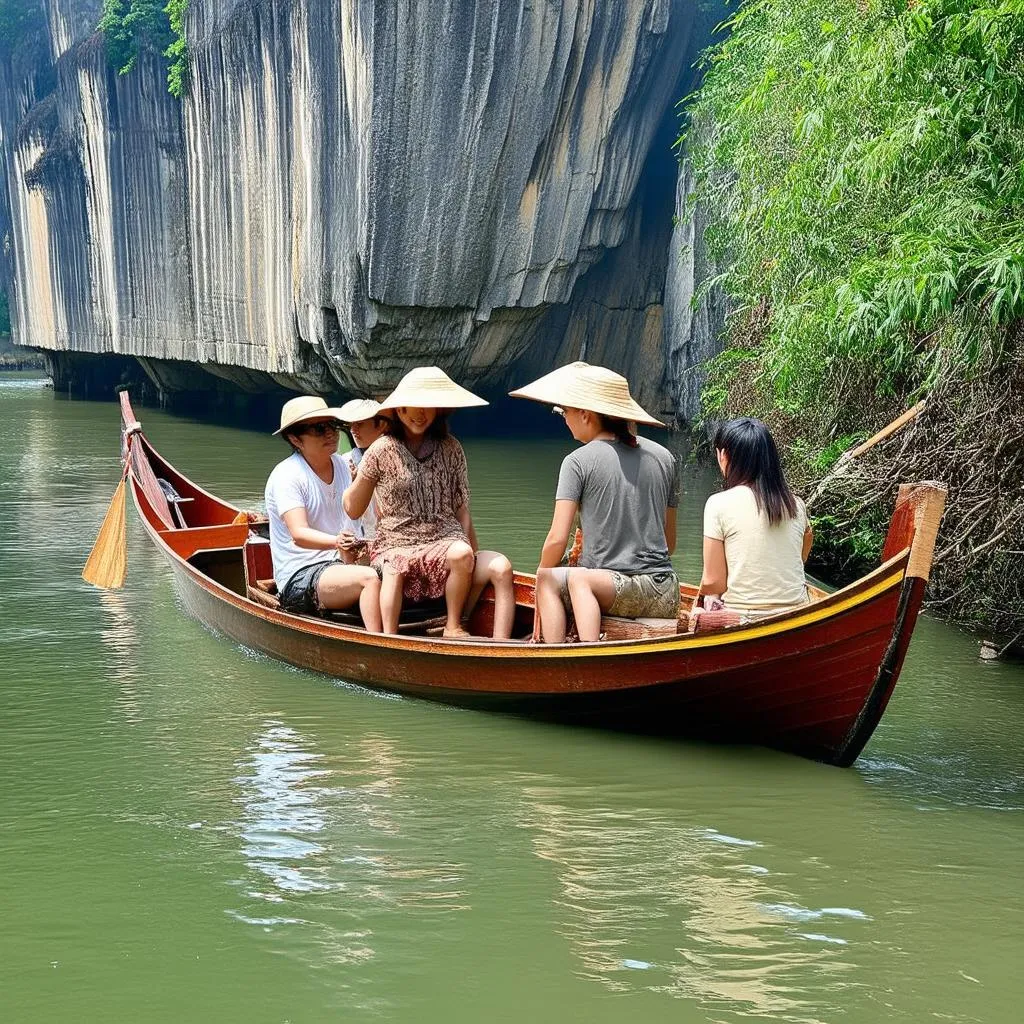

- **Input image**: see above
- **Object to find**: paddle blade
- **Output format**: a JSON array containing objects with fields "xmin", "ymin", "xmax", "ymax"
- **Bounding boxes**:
[{"xmin": 82, "ymin": 477, "xmax": 128, "ymax": 589}]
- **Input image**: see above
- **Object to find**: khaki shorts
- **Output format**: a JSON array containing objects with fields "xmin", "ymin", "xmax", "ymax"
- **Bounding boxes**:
[{"xmin": 553, "ymin": 568, "xmax": 680, "ymax": 620}]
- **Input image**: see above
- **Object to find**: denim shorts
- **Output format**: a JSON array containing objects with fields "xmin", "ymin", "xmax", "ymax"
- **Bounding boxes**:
[{"xmin": 279, "ymin": 559, "xmax": 337, "ymax": 615}]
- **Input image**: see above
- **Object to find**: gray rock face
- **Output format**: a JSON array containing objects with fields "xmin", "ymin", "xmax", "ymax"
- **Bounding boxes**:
[
  {"xmin": 1, "ymin": 0, "xmax": 725, "ymax": 418},
  {"xmin": 664, "ymin": 160, "xmax": 727, "ymax": 423}
]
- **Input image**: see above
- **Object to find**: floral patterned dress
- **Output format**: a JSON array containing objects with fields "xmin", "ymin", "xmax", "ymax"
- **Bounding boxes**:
[{"xmin": 357, "ymin": 434, "xmax": 471, "ymax": 602}]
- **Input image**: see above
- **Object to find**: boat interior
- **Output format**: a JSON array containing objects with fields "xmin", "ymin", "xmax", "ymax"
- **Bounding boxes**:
[
  {"xmin": 138, "ymin": 442, "xmax": 835, "ymax": 643},
  {"xmin": 167, "ymin": 519, "xmax": 835, "ymax": 642},
  {"xmin": 239, "ymin": 532, "xmax": 695, "ymax": 639}
]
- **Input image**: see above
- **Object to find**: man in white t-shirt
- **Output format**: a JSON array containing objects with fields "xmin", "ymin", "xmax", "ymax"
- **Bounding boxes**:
[
  {"xmin": 338, "ymin": 398, "xmax": 391, "ymax": 543},
  {"xmin": 264, "ymin": 396, "xmax": 382, "ymax": 630}
]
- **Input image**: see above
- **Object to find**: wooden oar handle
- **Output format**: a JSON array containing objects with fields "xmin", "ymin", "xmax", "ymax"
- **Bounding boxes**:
[{"xmin": 843, "ymin": 400, "xmax": 927, "ymax": 463}]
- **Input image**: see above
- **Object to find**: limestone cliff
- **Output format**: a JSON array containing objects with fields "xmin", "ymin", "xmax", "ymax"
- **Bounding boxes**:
[{"xmin": 0, "ymin": 0, "xmax": 724, "ymax": 419}]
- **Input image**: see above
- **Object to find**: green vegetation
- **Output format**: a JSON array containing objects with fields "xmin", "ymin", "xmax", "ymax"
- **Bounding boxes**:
[
  {"xmin": 0, "ymin": 291, "xmax": 10, "ymax": 335},
  {"xmin": 681, "ymin": 0, "xmax": 1024, "ymax": 633},
  {"xmin": 683, "ymin": 0, "xmax": 1023, "ymax": 434},
  {"xmin": 98, "ymin": 0, "xmax": 188, "ymax": 97},
  {"xmin": 164, "ymin": 0, "xmax": 188, "ymax": 98}
]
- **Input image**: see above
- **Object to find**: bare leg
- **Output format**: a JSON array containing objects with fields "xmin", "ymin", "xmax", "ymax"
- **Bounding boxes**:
[
  {"xmin": 488, "ymin": 554, "xmax": 514, "ymax": 640},
  {"xmin": 467, "ymin": 550, "xmax": 515, "ymax": 640},
  {"xmin": 380, "ymin": 567, "xmax": 405, "ymax": 634},
  {"xmin": 443, "ymin": 541, "xmax": 475, "ymax": 637},
  {"xmin": 316, "ymin": 564, "xmax": 383, "ymax": 632},
  {"xmin": 567, "ymin": 568, "xmax": 617, "ymax": 642},
  {"xmin": 358, "ymin": 582, "xmax": 383, "ymax": 633},
  {"xmin": 465, "ymin": 554, "xmax": 493, "ymax": 615},
  {"xmin": 535, "ymin": 567, "xmax": 567, "ymax": 644}
]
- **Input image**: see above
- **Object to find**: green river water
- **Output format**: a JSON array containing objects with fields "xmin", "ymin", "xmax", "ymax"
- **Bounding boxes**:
[{"xmin": 1, "ymin": 374, "xmax": 1021, "ymax": 1023}]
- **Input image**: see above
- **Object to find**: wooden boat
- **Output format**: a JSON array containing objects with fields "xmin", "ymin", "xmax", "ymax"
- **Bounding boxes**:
[{"xmin": 116, "ymin": 391, "xmax": 945, "ymax": 767}]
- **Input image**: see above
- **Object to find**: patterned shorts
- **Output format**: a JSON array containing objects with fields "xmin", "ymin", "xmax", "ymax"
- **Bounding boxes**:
[{"xmin": 607, "ymin": 570, "xmax": 680, "ymax": 619}]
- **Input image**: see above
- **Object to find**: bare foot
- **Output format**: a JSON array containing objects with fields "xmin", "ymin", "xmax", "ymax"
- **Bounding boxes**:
[{"xmin": 442, "ymin": 626, "xmax": 473, "ymax": 640}]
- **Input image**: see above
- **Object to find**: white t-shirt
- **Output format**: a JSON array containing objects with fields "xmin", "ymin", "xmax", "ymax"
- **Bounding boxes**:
[
  {"xmin": 703, "ymin": 485, "xmax": 809, "ymax": 613},
  {"xmin": 343, "ymin": 448, "xmax": 378, "ymax": 541},
  {"xmin": 264, "ymin": 452, "xmax": 359, "ymax": 589}
]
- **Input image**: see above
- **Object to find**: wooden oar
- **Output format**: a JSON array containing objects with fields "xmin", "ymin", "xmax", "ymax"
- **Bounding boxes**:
[
  {"xmin": 82, "ymin": 466, "xmax": 128, "ymax": 589},
  {"xmin": 843, "ymin": 399, "xmax": 927, "ymax": 462},
  {"xmin": 806, "ymin": 400, "xmax": 927, "ymax": 509}
]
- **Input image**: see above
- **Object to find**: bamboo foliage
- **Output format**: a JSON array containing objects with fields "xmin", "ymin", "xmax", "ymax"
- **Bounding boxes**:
[{"xmin": 681, "ymin": 0, "xmax": 1024, "ymax": 422}]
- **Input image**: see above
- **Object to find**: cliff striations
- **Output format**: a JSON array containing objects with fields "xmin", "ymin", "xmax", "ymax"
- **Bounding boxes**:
[{"xmin": 0, "ymin": 0, "xmax": 723, "ymax": 419}]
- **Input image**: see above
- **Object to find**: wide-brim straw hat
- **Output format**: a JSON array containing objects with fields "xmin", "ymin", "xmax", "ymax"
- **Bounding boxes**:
[
  {"xmin": 338, "ymin": 398, "xmax": 384, "ymax": 423},
  {"xmin": 273, "ymin": 395, "xmax": 347, "ymax": 435},
  {"xmin": 509, "ymin": 360, "xmax": 665, "ymax": 427},
  {"xmin": 378, "ymin": 366, "xmax": 488, "ymax": 412}
]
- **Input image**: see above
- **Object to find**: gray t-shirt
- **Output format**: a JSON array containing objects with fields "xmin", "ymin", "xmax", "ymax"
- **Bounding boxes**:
[{"xmin": 556, "ymin": 436, "xmax": 678, "ymax": 574}]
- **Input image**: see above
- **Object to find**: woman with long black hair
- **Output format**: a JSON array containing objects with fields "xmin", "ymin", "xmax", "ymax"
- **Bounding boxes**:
[{"xmin": 700, "ymin": 417, "xmax": 813, "ymax": 616}]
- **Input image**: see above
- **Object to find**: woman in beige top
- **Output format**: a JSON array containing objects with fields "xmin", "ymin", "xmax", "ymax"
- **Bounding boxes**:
[{"xmin": 700, "ymin": 417, "xmax": 813, "ymax": 616}]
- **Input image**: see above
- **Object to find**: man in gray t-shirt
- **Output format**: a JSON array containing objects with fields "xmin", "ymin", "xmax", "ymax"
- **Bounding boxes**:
[
  {"xmin": 509, "ymin": 359, "xmax": 681, "ymax": 644},
  {"xmin": 556, "ymin": 437, "xmax": 678, "ymax": 574}
]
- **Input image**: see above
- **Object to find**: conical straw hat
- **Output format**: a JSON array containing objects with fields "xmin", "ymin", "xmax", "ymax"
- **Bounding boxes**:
[
  {"xmin": 273, "ymin": 395, "xmax": 348, "ymax": 435},
  {"xmin": 338, "ymin": 398, "xmax": 384, "ymax": 423},
  {"xmin": 378, "ymin": 366, "xmax": 488, "ymax": 412},
  {"xmin": 509, "ymin": 361, "xmax": 664, "ymax": 427}
]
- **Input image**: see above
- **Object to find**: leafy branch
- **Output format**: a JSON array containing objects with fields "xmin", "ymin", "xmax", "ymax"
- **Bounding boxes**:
[{"xmin": 98, "ymin": 0, "xmax": 188, "ymax": 97}]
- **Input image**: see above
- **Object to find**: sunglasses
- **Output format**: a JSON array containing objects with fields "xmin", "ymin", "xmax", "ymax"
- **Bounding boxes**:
[
  {"xmin": 298, "ymin": 420, "xmax": 344, "ymax": 437},
  {"xmin": 552, "ymin": 406, "xmax": 567, "ymax": 418}
]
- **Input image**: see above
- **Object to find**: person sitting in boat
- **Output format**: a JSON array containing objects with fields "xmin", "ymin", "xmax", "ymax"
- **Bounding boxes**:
[
  {"xmin": 699, "ymin": 417, "xmax": 813, "ymax": 619},
  {"xmin": 264, "ymin": 396, "xmax": 383, "ymax": 631},
  {"xmin": 343, "ymin": 366, "xmax": 516, "ymax": 639},
  {"xmin": 509, "ymin": 361, "xmax": 680, "ymax": 643},
  {"xmin": 338, "ymin": 398, "xmax": 391, "ymax": 543}
]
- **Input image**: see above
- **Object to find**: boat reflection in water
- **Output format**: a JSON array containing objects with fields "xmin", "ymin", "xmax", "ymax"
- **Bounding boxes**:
[
  {"xmin": 219, "ymin": 712, "xmax": 875, "ymax": 1019},
  {"xmin": 229, "ymin": 722, "xmax": 382, "ymax": 976},
  {"xmin": 98, "ymin": 590, "xmax": 145, "ymax": 726},
  {"xmin": 234, "ymin": 723, "xmax": 334, "ymax": 899}
]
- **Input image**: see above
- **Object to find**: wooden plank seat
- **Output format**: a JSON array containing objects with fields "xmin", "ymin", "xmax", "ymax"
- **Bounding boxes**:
[
  {"xmin": 598, "ymin": 615, "xmax": 680, "ymax": 640},
  {"xmin": 246, "ymin": 577, "xmax": 447, "ymax": 634},
  {"xmin": 323, "ymin": 597, "xmax": 448, "ymax": 634},
  {"xmin": 248, "ymin": 579, "xmax": 281, "ymax": 609},
  {"xmin": 598, "ymin": 600, "xmax": 769, "ymax": 640}
]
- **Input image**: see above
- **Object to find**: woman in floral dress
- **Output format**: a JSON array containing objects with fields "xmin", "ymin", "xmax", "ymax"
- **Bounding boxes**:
[{"xmin": 343, "ymin": 367, "xmax": 515, "ymax": 639}]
